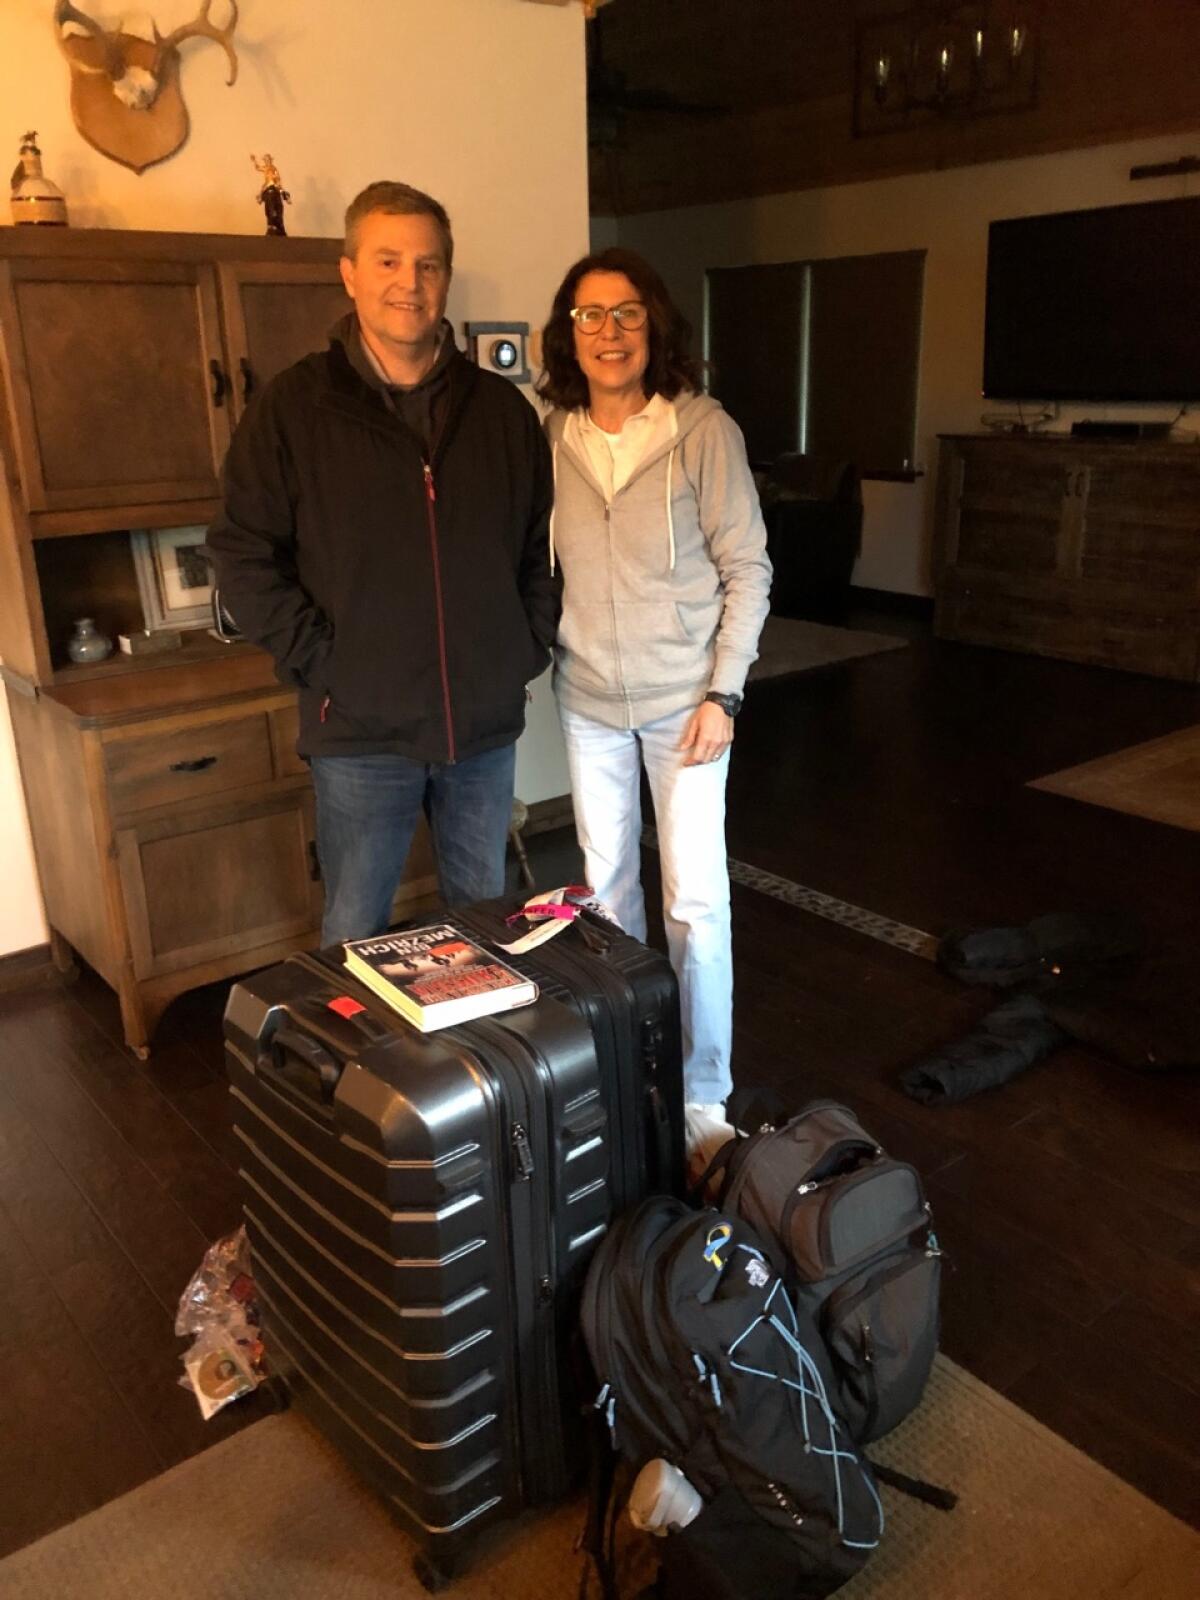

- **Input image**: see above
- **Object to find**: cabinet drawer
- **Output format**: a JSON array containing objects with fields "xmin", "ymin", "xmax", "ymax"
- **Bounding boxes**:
[
  {"xmin": 105, "ymin": 714, "xmax": 274, "ymax": 813},
  {"xmin": 939, "ymin": 580, "xmax": 1199, "ymax": 681}
]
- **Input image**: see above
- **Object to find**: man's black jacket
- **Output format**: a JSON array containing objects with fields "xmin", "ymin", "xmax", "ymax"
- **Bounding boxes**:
[{"xmin": 207, "ymin": 327, "xmax": 559, "ymax": 763}]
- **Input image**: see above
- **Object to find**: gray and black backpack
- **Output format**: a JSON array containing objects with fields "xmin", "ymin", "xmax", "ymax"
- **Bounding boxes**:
[
  {"xmin": 695, "ymin": 1098, "xmax": 941, "ymax": 1445},
  {"xmin": 579, "ymin": 1194, "xmax": 887, "ymax": 1600}
]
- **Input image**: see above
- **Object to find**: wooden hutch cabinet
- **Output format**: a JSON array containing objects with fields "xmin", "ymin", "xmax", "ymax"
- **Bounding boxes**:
[
  {"xmin": 0, "ymin": 228, "xmax": 436, "ymax": 1055},
  {"xmin": 932, "ymin": 433, "xmax": 1200, "ymax": 681}
]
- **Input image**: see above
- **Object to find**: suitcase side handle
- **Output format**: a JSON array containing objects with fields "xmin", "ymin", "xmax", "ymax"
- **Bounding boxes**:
[{"xmin": 259, "ymin": 1021, "xmax": 343, "ymax": 1105}]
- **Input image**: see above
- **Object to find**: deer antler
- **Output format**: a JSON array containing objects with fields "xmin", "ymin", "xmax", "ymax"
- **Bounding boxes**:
[
  {"xmin": 53, "ymin": 1, "xmax": 123, "ymax": 79},
  {"xmin": 153, "ymin": 0, "xmax": 239, "ymax": 86}
]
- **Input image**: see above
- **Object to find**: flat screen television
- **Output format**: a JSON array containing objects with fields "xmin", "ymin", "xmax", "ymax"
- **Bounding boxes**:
[{"xmin": 982, "ymin": 196, "xmax": 1200, "ymax": 402}]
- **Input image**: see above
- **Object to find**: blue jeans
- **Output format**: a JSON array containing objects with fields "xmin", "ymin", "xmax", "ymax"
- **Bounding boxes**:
[{"xmin": 311, "ymin": 744, "xmax": 517, "ymax": 945}]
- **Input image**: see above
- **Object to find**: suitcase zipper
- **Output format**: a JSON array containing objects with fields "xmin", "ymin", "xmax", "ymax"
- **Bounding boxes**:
[
  {"xmin": 471, "ymin": 1021, "xmax": 565, "ymax": 1502},
  {"xmin": 456, "ymin": 907, "xmax": 677, "ymax": 1206},
  {"xmin": 511, "ymin": 1122, "xmax": 535, "ymax": 1181}
]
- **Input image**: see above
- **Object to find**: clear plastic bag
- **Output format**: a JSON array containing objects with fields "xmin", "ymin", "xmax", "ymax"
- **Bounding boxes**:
[
  {"xmin": 176, "ymin": 1225, "xmax": 265, "ymax": 1417},
  {"xmin": 175, "ymin": 1224, "xmax": 256, "ymax": 1337}
]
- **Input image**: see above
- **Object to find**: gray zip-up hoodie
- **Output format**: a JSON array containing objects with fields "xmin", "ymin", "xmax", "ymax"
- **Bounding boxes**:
[{"xmin": 545, "ymin": 391, "xmax": 772, "ymax": 730}]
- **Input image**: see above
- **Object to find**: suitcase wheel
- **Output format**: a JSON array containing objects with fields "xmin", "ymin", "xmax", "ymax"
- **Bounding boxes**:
[
  {"xmin": 413, "ymin": 1551, "xmax": 454, "ymax": 1593},
  {"xmin": 258, "ymin": 1375, "xmax": 291, "ymax": 1415}
]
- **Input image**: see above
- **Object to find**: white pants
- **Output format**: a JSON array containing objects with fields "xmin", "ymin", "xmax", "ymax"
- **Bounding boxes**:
[{"xmin": 559, "ymin": 703, "xmax": 733, "ymax": 1105}]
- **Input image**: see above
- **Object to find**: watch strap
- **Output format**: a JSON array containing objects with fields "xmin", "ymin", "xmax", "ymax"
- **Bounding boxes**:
[{"xmin": 704, "ymin": 691, "xmax": 742, "ymax": 717}]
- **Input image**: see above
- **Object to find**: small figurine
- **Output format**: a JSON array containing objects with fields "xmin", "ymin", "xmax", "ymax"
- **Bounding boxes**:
[
  {"xmin": 10, "ymin": 132, "xmax": 68, "ymax": 227},
  {"xmin": 251, "ymin": 152, "xmax": 290, "ymax": 237}
]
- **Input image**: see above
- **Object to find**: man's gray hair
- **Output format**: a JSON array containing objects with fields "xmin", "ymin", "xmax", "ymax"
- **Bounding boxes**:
[{"xmin": 343, "ymin": 181, "xmax": 454, "ymax": 268}]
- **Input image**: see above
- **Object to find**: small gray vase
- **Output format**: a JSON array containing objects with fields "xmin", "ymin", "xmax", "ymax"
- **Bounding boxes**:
[{"xmin": 67, "ymin": 617, "xmax": 112, "ymax": 664}]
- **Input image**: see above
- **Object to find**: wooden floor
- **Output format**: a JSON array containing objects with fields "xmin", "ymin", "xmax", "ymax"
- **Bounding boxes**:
[{"xmin": 1, "ymin": 624, "xmax": 1198, "ymax": 1559}]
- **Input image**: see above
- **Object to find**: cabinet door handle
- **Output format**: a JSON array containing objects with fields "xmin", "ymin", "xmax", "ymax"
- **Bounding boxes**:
[
  {"xmin": 209, "ymin": 359, "xmax": 228, "ymax": 407},
  {"xmin": 169, "ymin": 755, "xmax": 218, "ymax": 773},
  {"xmin": 239, "ymin": 357, "xmax": 255, "ymax": 402}
]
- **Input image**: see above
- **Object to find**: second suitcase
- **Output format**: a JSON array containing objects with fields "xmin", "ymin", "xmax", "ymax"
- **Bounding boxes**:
[{"xmin": 455, "ymin": 901, "xmax": 685, "ymax": 1210}]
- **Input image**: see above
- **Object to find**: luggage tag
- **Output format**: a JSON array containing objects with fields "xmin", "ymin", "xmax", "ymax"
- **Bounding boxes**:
[{"xmin": 497, "ymin": 885, "xmax": 616, "ymax": 954}]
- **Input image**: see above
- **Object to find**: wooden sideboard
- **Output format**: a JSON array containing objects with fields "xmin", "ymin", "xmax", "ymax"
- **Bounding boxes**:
[
  {"xmin": 932, "ymin": 433, "xmax": 1200, "ymax": 681},
  {"xmin": 0, "ymin": 228, "xmax": 436, "ymax": 1054}
]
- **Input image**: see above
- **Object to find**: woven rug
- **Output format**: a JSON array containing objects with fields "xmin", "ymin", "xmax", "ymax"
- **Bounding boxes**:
[
  {"xmin": 1029, "ymin": 723, "xmax": 1200, "ymax": 832},
  {"xmin": 747, "ymin": 616, "xmax": 906, "ymax": 685},
  {"xmin": 2, "ymin": 1356, "xmax": 1195, "ymax": 1600}
]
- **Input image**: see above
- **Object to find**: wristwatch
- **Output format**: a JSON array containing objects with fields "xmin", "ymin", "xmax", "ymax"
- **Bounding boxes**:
[{"xmin": 704, "ymin": 691, "xmax": 743, "ymax": 718}]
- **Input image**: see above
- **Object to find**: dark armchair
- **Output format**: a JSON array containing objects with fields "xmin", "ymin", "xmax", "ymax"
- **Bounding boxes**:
[{"xmin": 760, "ymin": 454, "xmax": 863, "ymax": 625}]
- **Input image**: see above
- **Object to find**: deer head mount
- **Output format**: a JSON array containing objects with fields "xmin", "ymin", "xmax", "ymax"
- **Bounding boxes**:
[{"xmin": 54, "ymin": 1, "xmax": 239, "ymax": 174}]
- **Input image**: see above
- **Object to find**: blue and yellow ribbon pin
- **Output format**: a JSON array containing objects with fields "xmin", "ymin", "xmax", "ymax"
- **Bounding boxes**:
[{"xmin": 703, "ymin": 1223, "xmax": 733, "ymax": 1270}]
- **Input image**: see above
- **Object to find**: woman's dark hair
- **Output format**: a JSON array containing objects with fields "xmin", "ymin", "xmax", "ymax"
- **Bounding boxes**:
[{"xmin": 536, "ymin": 247, "xmax": 704, "ymax": 411}]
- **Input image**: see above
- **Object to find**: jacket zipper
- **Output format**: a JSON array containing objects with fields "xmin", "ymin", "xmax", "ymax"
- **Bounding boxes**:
[
  {"xmin": 423, "ymin": 459, "xmax": 456, "ymax": 762},
  {"xmin": 602, "ymin": 501, "xmax": 632, "ymax": 722}
]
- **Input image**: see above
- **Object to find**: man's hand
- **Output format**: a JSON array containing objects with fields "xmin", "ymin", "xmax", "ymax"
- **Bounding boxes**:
[{"xmin": 679, "ymin": 700, "xmax": 734, "ymax": 766}]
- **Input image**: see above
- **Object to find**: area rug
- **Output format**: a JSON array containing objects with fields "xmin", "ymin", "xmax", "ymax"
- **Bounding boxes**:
[
  {"xmin": 2, "ymin": 1357, "xmax": 1195, "ymax": 1600},
  {"xmin": 747, "ymin": 616, "xmax": 907, "ymax": 684},
  {"xmin": 1029, "ymin": 723, "xmax": 1200, "ymax": 833}
]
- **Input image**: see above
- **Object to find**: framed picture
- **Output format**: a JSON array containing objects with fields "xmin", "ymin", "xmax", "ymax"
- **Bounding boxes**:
[{"xmin": 131, "ymin": 525, "xmax": 214, "ymax": 632}]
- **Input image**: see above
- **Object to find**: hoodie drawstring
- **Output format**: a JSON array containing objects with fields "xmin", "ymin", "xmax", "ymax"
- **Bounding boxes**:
[
  {"xmin": 549, "ymin": 440, "xmax": 558, "ymax": 576},
  {"xmin": 664, "ymin": 444, "xmax": 677, "ymax": 572},
  {"xmin": 551, "ymin": 422, "xmax": 677, "ymax": 572}
]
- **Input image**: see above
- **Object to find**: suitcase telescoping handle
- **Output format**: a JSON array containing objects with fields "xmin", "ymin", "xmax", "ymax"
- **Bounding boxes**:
[{"xmin": 259, "ymin": 1020, "xmax": 343, "ymax": 1104}]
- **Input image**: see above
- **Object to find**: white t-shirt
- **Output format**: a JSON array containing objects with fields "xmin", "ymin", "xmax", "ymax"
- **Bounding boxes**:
[{"xmin": 566, "ymin": 392, "xmax": 678, "ymax": 502}]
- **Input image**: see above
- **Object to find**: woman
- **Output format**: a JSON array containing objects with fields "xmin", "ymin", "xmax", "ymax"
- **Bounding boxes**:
[{"xmin": 537, "ymin": 248, "xmax": 771, "ymax": 1147}]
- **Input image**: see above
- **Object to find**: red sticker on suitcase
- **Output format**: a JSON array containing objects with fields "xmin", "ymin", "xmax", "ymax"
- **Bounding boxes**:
[{"xmin": 328, "ymin": 995, "xmax": 366, "ymax": 1018}]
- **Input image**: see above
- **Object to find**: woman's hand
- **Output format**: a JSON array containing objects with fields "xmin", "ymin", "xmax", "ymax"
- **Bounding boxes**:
[{"xmin": 679, "ymin": 701, "xmax": 733, "ymax": 766}]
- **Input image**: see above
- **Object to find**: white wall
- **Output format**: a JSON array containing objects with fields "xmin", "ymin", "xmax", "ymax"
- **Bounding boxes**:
[
  {"xmin": 602, "ymin": 132, "xmax": 1200, "ymax": 597},
  {"xmin": 0, "ymin": 692, "xmax": 45, "ymax": 955},
  {"xmin": 0, "ymin": 0, "xmax": 588, "ymax": 955}
]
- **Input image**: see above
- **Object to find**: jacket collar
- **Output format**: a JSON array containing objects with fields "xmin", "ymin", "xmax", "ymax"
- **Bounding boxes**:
[
  {"xmin": 550, "ymin": 387, "xmax": 720, "ymax": 501},
  {"xmin": 337, "ymin": 311, "xmax": 456, "ymax": 397},
  {"xmin": 317, "ymin": 328, "xmax": 479, "ymax": 459}
]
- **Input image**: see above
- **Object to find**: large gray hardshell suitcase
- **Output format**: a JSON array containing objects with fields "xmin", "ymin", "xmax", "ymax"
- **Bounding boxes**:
[{"xmin": 224, "ymin": 915, "xmax": 682, "ymax": 1588}]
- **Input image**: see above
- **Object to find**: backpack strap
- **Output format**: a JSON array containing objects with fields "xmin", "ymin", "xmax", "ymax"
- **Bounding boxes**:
[
  {"xmin": 578, "ymin": 1408, "xmax": 619, "ymax": 1600},
  {"xmin": 725, "ymin": 1085, "xmax": 790, "ymax": 1134},
  {"xmin": 868, "ymin": 1459, "xmax": 958, "ymax": 1511},
  {"xmin": 688, "ymin": 1134, "xmax": 739, "ymax": 1207}
]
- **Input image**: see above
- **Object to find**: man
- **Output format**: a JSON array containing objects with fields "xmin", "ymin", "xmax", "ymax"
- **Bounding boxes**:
[{"xmin": 208, "ymin": 182, "xmax": 558, "ymax": 943}]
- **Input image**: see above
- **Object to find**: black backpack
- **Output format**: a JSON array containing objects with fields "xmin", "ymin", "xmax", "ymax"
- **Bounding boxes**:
[
  {"xmin": 695, "ymin": 1100, "xmax": 941, "ymax": 1444},
  {"xmin": 580, "ymin": 1195, "xmax": 886, "ymax": 1600}
]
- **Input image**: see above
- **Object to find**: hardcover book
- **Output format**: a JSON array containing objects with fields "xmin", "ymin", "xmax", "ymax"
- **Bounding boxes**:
[{"xmin": 343, "ymin": 923, "xmax": 537, "ymax": 1032}]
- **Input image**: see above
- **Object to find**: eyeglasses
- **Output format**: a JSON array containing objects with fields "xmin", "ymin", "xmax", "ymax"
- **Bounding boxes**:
[{"xmin": 570, "ymin": 301, "xmax": 648, "ymax": 334}]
